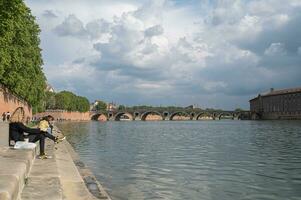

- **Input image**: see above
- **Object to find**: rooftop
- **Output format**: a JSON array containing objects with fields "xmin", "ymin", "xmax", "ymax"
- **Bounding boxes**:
[{"xmin": 250, "ymin": 86, "xmax": 301, "ymax": 101}]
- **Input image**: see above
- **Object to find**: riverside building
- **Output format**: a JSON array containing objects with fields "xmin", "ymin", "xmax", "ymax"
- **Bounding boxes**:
[{"xmin": 249, "ymin": 87, "xmax": 301, "ymax": 120}]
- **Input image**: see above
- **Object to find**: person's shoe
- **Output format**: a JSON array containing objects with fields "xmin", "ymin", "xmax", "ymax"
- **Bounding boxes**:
[
  {"xmin": 55, "ymin": 136, "xmax": 66, "ymax": 143},
  {"xmin": 38, "ymin": 154, "xmax": 51, "ymax": 159}
]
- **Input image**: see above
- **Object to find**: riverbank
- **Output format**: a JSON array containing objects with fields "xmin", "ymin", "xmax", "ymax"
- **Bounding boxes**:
[{"xmin": 0, "ymin": 122, "xmax": 111, "ymax": 200}]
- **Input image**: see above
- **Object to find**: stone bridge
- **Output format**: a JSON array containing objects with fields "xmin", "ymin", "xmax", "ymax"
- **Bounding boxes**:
[{"xmin": 90, "ymin": 108, "xmax": 250, "ymax": 121}]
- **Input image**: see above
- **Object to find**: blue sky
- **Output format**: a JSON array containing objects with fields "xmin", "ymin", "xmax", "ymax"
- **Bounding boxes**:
[{"xmin": 25, "ymin": 0, "xmax": 301, "ymax": 110}]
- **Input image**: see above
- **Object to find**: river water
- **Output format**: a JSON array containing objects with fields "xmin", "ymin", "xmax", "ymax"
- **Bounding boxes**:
[{"xmin": 57, "ymin": 120, "xmax": 301, "ymax": 200}]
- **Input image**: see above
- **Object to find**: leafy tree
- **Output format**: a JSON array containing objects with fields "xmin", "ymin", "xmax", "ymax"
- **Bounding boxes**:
[
  {"xmin": 45, "ymin": 91, "xmax": 56, "ymax": 109},
  {"xmin": 95, "ymin": 100, "xmax": 107, "ymax": 111},
  {"xmin": 0, "ymin": 0, "xmax": 46, "ymax": 112},
  {"xmin": 54, "ymin": 91, "xmax": 72, "ymax": 110},
  {"xmin": 53, "ymin": 91, "xmax": 90, "ymax": 112},
  {"xmin": 118, "ymin": 105, "xmax": 126, "ymax": 110},
  {"xmin": 75, "ymin": 96, "xmax": 90, "ymax": 112}
]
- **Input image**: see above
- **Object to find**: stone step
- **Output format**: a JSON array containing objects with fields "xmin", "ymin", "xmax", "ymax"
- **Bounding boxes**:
[
  {"xmin": 0, "ymin": 175, "xmax": 19, "ymax": 200},
  {"xmin": 21, "ymin": 140, "xmax": 63, "ymax": 200},
  {"xmin": 21, "ymin": 137, "xmax": 97, "ymax": 200},
  {"xmin": 0, "ymin": 122, "xmax": 36, "ymax": 200},
  {"xmin": 0, "ymin": 146, "xmax": 36, "ymax": 200}
]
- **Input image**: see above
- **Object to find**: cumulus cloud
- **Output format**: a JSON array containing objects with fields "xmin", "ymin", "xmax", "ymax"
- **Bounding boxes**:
[
  {"xmin": 54, "ymin": 14, "xmax": 86, "ymax": 37},
  {"xmin": 264, "ymin": 43, "xmax": 287, "ymax": 56},
  {"xmin": 42, "ymin": 10, "xmax": 58, "ymax": 18},
  {"xmin": 25, "ymin": 0, "xmax": 301, "ymax": 109},
  {"xmin": 144, "ymin": 25, "xmax": 164, "ymax": 37},
  {"xmin": 86, "ymin": 19, "xmax": 111, "ymax": 39}
]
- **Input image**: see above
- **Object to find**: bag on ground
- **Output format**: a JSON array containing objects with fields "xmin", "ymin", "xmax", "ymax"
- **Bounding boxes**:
[{"xmin": 14, "ymin": 141, "xmax": 36, "ymax": 149}]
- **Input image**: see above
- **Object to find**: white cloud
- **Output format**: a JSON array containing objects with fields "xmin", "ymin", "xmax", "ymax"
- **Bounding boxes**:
[
  {"xmin": 86, "ymin": 19, "xmax": 111, "ymax": 40},
  {"xmin": 144, "ymin": 25, "xmax": 164, "ymax": 37},
  {"xmin": 54, "ymin": 14, "xmax": 86, "ymax": 37},
  {"xmin": 264, "ymin": 43, "xmax": 287, "ymax": 56}
]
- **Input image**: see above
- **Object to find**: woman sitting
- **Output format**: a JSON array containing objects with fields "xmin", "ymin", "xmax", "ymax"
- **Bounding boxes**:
[
  {"xmin": 9, "ymin": 107, "xmax": 63, "ymax": 159},
  {"xmin": 38, "ymin": 115, "xmax": 65, "ymax": 143}
]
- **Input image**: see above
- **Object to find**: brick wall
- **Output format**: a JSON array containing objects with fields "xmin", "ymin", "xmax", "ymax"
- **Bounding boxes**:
[
  {"xmin": 33, "ymin": 110, "xmax": 90, "ymax": 121},
  {"xmin": 0, "ymin": 85, "xmax": 32, "ymax": 120}
]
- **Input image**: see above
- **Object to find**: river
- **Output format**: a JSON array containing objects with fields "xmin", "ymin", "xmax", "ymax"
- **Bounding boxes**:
[{"xmin": 56, "ymin": 120, "xmax": 301, "ymax": 200}]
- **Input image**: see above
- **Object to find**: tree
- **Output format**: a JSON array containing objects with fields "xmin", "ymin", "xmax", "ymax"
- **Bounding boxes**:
[
  {"xmin": 0, "ymin": 0, "xmax": 46, "ymax": 112},
  {"xmin": 54, "ymin": 91, "xmax": 73, "ymax": 110},
  {"xmin": 118, "ymin": 105, "xmax": 126, "ymax": 110},
  {"xmin": 95, "ymin": 100, "xmax": 107, "ymax": 111},
  {"xmin": 75, "ymin": 96, "xmax": 90, "ymax": 112},
  {"xmin": 53, "ymin": 91, "xmax": 90, "ymax": 112},
  {"xmin": 45, "ymin": 91, "xmax": 56, "ymax": 109}
]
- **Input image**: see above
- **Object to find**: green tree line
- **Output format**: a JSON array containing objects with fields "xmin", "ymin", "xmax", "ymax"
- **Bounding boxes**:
[
  {"xmin": 94, "ymin": 100, "xmax": 107, "ymax": 111},
  {"xmin": 0, "ymin": 0, "xmax": 46, "ymax": 113},
  {"xmin": 45, "ymin": 91, "xmax": 90, "ymax": 112}
]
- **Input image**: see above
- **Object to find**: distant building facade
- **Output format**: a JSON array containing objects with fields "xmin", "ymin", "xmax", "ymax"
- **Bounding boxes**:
[
  {"xmin": 45, "ymin": 83, "xmax": 55, "ymax": 93},
  {"xmin": 106, "ymin": 102, "xmax": 117, "ymax": 112},
  {"xmin": 90, "ymin": 100, "xmax": 117, "ymax": 112},
  {"xmin": 250, "ymin": 87, "xmax": 301, "ymax": 120}
]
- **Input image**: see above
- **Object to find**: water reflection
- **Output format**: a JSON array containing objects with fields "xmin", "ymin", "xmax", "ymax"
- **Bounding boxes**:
[{"xmin": 57, "ymin": 120, "xmax": 301, "ymax": 200}]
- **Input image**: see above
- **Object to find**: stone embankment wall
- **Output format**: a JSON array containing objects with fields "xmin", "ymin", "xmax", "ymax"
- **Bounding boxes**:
[
  {"xmin": 0, "ymin": 84, "xmax": 32, "ymax": 120},
  {"xmin": 34, "ymin": 110, "xmax": 90, "ymax": 121}
]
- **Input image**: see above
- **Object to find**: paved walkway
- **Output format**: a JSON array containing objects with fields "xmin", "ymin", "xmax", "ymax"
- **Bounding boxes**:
[{"xmin": 0, "ymin": 122, "xmax": 111, "ymax": 200}]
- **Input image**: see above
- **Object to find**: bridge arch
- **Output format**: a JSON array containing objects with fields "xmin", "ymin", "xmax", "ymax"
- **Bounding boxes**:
[
  {"xmin": 217, "ymin": 112, "xmax": 234, "ymax": 120},
  {"xmin": 141, "ymin": 111, "xmax": 163, "ymax": 121},
  {"xmin": 233, "ymin": 112, "xmax": 243, "ymax": 120},
  {"xmin": 196, "ymin": 112, "xmax": 213, "ymax": 120},
  {"xmin": 169, "ymin": 112, "xmax": 190, "ymax": 121},
  {"xmin": 114, "ymin": 112, "xmax": 134, "ymax": 121},
  {"xmin": 91, "ymin": 113, "xmax": 108, "ymax": 121}
]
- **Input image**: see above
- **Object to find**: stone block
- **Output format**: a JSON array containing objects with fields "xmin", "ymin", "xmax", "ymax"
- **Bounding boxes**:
[
  {"xmin": 21, "ymin": 177, "xmax": 62, "ymax": 200},
  {"xmin": 0, "ymin": 175, "xmax": 19, "ymax": 200}
]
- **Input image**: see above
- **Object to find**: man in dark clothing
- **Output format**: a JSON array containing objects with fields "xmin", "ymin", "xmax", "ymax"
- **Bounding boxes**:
[{"xmin": 9, "ymin": 122, "xmax": 47, "ymax": 155}]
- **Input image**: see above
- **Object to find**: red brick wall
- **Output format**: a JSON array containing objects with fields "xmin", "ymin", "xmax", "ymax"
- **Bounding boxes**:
[
  {"xmin": 33, "ymin": 110, "xmax": 90, "ymax": 121},
  {"xmin": 0, "ymin": 85, "xmax": 32, "ymax": 120}
]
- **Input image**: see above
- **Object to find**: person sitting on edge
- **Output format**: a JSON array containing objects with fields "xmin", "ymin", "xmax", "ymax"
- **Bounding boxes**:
[
  {"xmin": 38, "ymin": 115, "xmax": 65, "ymax": 142},
  {"xmin": 9, "ymin": 107, "xmax": 64, "ymax": 159}
]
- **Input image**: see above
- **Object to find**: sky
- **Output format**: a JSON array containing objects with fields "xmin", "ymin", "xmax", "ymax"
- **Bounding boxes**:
[{"xmin": 24, "ymin": 0, "xmax": 301, "ymax": 110}]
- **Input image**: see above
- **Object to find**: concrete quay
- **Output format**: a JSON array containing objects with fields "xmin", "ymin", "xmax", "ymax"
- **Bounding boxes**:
[{"xmin": 0, "ymin": 122, "xmax": 111, "ymax": 200}]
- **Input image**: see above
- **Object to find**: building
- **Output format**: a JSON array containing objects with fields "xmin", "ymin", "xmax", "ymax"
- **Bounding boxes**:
[
  {"xmin": 90, "ymin": 100, "xmax": 117, "ymax": 112},
  {"xmin": 250, "ymin": 87, "xmax": 301, "ymax": 120},
  {"xmin": 45, "ymin": 83, "xmax": 55, "ymax": 93},
  {"xmin": 106, "ymin": 102, "xmax": 117, "ymax": 112}
]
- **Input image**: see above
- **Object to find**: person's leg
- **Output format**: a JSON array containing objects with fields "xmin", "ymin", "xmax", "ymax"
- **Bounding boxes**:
[
  {"xmin": 29, "ymin": 134, "xmax": 45, "ymax": 155},
  {"xmin": 41, "ymin": 131, "xmax": 65, "ymax": 143},
  {"xmin": 41, "ymin": 131, "xmax": 56, "ymax": 141}
]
